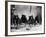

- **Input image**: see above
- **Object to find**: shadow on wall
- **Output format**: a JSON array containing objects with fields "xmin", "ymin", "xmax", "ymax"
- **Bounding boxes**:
[{"xmin": 5, "ymin": 36, "xmax": 15, "ymax": 37}]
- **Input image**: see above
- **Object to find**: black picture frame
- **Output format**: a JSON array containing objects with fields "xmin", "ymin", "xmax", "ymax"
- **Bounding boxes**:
[{"xmin": 5, "ymin": 1, "xmax": 45, "ymax": 36}]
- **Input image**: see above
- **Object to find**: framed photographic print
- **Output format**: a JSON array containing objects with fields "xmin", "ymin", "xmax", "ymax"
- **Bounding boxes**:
[{"xmin": 5, "ymin": 1, "xmax": 45, "ymax": 36}]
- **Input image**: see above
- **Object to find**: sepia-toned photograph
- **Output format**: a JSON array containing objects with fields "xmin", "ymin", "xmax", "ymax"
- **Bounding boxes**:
[{"xmin": 6, "ymin": 1, "xmax": 45, "ymax": 35}]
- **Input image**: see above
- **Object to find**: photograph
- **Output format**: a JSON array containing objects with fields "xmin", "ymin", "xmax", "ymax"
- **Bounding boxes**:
[
  {"xmin": 11, "ymin": 5, "xmax": 42, "ymax": 32},
  {"xmin": 5, "ymin": 1, "xmax": 45, "ymax": 35}
]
